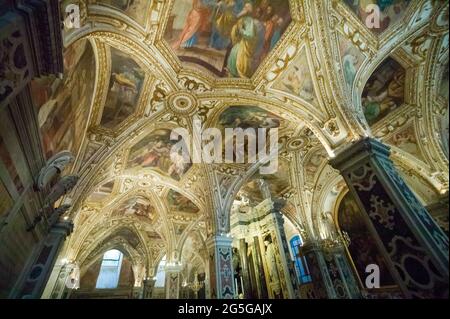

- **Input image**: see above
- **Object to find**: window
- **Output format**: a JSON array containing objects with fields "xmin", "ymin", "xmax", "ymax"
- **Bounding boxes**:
[
  {"xmin": 290, "ymin": 235, "xmax": 312, "ymax": 284},
  {"xmin": 154, "ymin": 255, "xmax": 166, "ymax": 287},
  {"xmin": 95, "ymin": 249, "xmax": 123, "ymax": 289}
]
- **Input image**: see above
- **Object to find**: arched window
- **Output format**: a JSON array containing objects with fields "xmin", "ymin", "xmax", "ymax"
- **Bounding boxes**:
[
  {"xmin": 95, "ymin": 249, "xmax": 123, "ymax": 289},
  {"xmin": 290, "ymin": 235, "xmax": 312, "ymax": 284},
  {"xmin": 154, "ymin": 255, "xmax": 166, "ymax": 287}
]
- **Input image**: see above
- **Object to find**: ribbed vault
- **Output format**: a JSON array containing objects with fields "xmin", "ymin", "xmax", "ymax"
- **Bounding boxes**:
[{"xmin": 42, "ymin": 0, "xmax": 448, "ymax": 275}]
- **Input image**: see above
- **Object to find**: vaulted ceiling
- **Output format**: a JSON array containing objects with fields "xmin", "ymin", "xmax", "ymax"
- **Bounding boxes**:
[{"xmin": 31, "ymin": 0, "xmax": 449, "ymax": 276}]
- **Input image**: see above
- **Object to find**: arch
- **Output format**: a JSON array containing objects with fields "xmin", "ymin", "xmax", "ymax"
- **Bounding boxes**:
[
  {"xmin": 351, "ymin": 5, "xmax": 435, "ymax": 130},
  {"xmin": 175, "ymin": 219, "xmax": 207, "ymax": 260},
  {"xmin": 30, "ymin": 1, "xmax": 448, "ymax": 302},
  {"xmin": 75, "ymin": 223, "xmax": 151, "ymax": 277},
  {"xmin": 424, "ymin": 43, "xmax": 449, "ymax": 168},
  {"xmin": 68, "ymin": 188, "xmax": 171, "ymax": 263},
  {"xmin": 78, "ymin": 239, "xmax": 141, "ymax": 286}
]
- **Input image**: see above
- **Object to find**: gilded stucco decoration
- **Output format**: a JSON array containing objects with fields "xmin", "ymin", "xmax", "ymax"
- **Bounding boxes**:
[{"xmin": 46, "ymin": 0, "xmax": 448, "ymax": 280}]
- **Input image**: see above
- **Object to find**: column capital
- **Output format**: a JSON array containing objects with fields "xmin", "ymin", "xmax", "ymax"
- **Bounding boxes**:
[
  {"xmin": 206, "ymin": 234, "xmax": 233, "ymax": 248},
  {"xmin": 330, "ymin": 137, "xmax": 390, "ymax": 171},
  {"xmin": 318, "ymin": 238, "xmax": 346, "ymax": 252},
  {"xmin": 302, "ymin": 239, "xmax": 346, "ymax": 254},
  {"xmin": 301, "ymin": 241, "xmax": 322, "ymax": 253}
]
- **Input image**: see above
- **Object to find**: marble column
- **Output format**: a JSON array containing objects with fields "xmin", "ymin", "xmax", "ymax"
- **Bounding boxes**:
[
  {"xmin": 12, "ymin": 221, "xmax": 73, "ymax": 299},
  {"xmin": 302, "ymin": 242, "xmax": 336, "ymax": 299},
  {"xmin": 330, "ymin": 138, "xmax": 449, "ymax": 298},
  {"xmin": 206, "ymin": 235, "xmax": 235, "ymax": 299},
  {"xmin": 164, "ymin": 264, "xmax": 182, "ymax": 299},
  {"xmin": 333, "ymin": 249, "xmax": 361, "ymax": 299},
  {"xmin": 238, "ymin": 239, "xmax": 252, "ymax": 298},
  {"xmin": 321, "ymin": 242, "xmax": 361, "ymax": 299},
  {"xmin": 142, "ymin": 278, "xmax": 156, "ymax": 299},
  {"xmin": 266, "ymin": 207, "xmax": 301, "ymax": 298}
]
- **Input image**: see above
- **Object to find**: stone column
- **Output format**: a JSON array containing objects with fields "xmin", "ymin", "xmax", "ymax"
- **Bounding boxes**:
[
  {"xmin": 302, "ymin": 242, "xmax": 336, "ymax": 299},
  {"xmin": 239, "ymin": 239, "xmax": 252, "ymax": 298},
  {"xmin": 206, "ymin": 235, "xmax": 235, "ymax": 299},
  {"xmin": 330, "ymin": 138, "xmax": 449, "ymax": 298},
  {"xmin": 12, "ymin": 221, "xmax": 73, "ymax": 299},
  {"xmin": 164, "ymin": 264, "xmax": 182, "ymax": 299},
  {"xmin": 142, "ymin": 278, "xmax": 156, "ymax": 299}
]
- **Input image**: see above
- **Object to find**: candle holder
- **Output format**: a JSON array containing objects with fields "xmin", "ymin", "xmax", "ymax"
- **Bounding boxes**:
[{"xmin": 187, "ymin": 272, "xmax": 204, "ymax": 299}]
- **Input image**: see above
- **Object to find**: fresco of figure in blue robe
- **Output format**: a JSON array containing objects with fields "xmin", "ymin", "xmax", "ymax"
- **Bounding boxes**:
[
  {"xmin": 167, "ymin": 0, "xmax": 291, "ymax": 78},
  {"xmin": 344, "ymin": 0, "xmax": 411, "ymax": 34}
]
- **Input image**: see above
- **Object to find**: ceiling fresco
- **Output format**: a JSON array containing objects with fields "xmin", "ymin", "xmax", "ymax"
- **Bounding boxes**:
[
  {"xmin": 103, "ymin": 227, "xmax": 142, "ymax": 249},
  {"xmin": 31, "ymin": 40, "xmax": 95, "ymax": 159},
  {"xmin": 94, "ymin": 0, "xmax": 151, "ymax": 25},
  {"xmin": 385, "ymin": 123, "xmax": 425, "ymax": 162},
  {"xmin": 272, "ymin": 47, "xmax": 318, "ymax": 105},
  {"xmin": 100, "ymin": 47, "xmax": 145, "ymax": 128},
  {"xmin": 343, "ymin": 0, "xmax": 411, "ymax": 34},
  {"xmin": 165, "ymin": 0, "xmax": 292, "ymax": 77},
  {"xmin": 112, "ymin": 197, "xmax": 157, "ymax": 223},
  {"xmin": 240, "ymin": 159, "xmax": 291, "ymax": 205},
  {"xmin": 305, "ymin": 151, "xmax": 327, "ymax": 182},
  {"xmin": 44, "ymin": 0, "xmax": 449, "ymax": 282},
  {"xmin": 215, "ymin": 105, "xmax": 288, "ymax": 164},
  {"xmin": 167, "ymin": 189, "xmax": 200, "ymax": 214},
  {"xmin": 86, "ymin": 180, "xmax": 115, "ymax": 202},
  {"xmin": 362, "ymin": 57, "xmax": 406, "ymax": 126},
  {"xmin": 218, "ymin": 105, "xmax": 285, "ymax": 130},
  {"xmin": 337, "ymin": 32, "xmax": 366, "ymax": 93},
  {"xmin": 126, "ymin": 129, "xmax": 192, "ymax": 181}
]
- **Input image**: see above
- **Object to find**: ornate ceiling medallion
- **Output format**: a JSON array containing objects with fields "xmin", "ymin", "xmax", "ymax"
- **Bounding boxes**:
[
  {"xmin": 166, "ymin": 91, "xmax": 198, "ymax": 116},
  {"xmin": 286, "ymin": 137, "xmax": 308, "ymax": 151}
]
